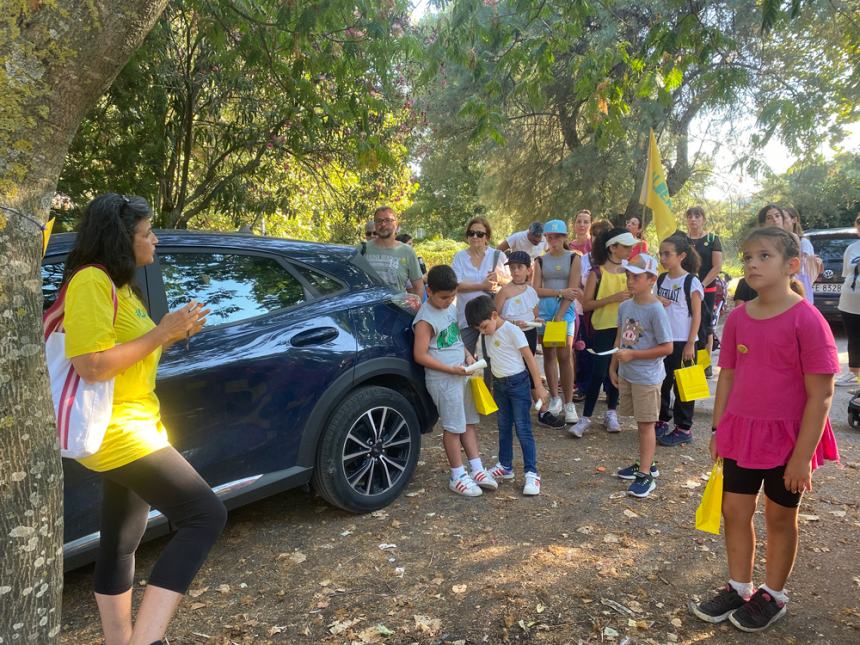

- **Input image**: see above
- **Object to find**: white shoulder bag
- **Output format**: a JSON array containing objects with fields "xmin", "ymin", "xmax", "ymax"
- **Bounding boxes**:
[{"xmin": 43, "ymin": 265, "xmax": 117, "ymax": 459}]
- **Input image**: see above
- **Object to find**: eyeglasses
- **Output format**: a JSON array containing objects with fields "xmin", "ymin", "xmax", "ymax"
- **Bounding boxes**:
[
  {"xmin": 374, "ymin": 217, "xmax": 396, "ymax": 225},
  {"xmin": 467, "ymin": 230, "xmax": 487, "ymax": 238}
]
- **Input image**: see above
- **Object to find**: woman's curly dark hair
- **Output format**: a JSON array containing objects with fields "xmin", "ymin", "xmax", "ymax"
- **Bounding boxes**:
[{"xmin": 64, "ymin": 193, "xmax": 152, "ymax": 290}]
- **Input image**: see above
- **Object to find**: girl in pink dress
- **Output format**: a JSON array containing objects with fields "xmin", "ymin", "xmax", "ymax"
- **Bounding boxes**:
[{"xmin": 690, "ymin": 227, "xmax": 839, "ymax": 632}]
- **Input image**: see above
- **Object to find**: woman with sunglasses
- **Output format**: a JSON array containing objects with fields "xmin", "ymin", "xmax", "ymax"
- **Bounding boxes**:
[{"xmin": 452, "ymin": 216, "xmax": 510, "ymax": 357}]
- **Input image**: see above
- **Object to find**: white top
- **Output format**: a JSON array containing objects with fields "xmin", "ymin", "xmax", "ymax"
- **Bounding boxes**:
[
  {"xmin": 500, "ymin": 285, "xmax": 539, "ymax": 322},
  {"xmin": 412, "ymin": 301, "xmax": 464, "ymax": 368},
  {"xmin": 452, "ymin": 249, "xmax": 510, "ymax": 328},
  {"xmin": 838, "ymin": 239, "xmax": 860, "ymax": 314},
  {"xmin": 656, "ymin": 273, "xmax": 704, "ymax": 341},
  {"xmin": 506, "ymin": 230, "xmax": 547, "ymax": 259},
  {"xmin": 477, "ymin": 321, "xmax": 529, "ymax": 378}
]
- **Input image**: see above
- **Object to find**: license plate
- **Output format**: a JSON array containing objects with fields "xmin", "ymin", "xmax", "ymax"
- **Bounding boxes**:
[{"xmin": 813, "ymin": 283, "xmax": 842, "ymax": 294}]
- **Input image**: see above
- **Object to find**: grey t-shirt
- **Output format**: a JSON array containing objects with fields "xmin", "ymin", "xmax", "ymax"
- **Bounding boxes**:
[
  {"xmin": 362, "ymin": 241, "xmax": 423, "ymax": 292},
  {"xmin": 616, "ymin": 299, "xmax": 672, "ymax": 385},
  {"xmin": 412, "ymin": 301, "xmax": 464, "ymax": 368}
]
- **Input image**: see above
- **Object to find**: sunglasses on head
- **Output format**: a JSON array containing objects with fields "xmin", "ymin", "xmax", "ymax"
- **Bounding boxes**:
[
  {"xmin": 467, "ymin": 230, "xmax": 487, "ymax": 238},
  {"xmin": 365, "ymin": 231, "xmax": 377, "ymax": 238}
]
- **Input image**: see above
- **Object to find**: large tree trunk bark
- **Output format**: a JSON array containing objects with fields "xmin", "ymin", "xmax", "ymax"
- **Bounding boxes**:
[{"xmin": 0, "ymin": 1, "xmax": 168, "ymax": 640}]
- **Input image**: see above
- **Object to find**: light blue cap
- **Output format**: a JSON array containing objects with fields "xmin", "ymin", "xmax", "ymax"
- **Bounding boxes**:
[{"xmin": 544, "ymin": 219, "xmax": 567, "ymax": 235}]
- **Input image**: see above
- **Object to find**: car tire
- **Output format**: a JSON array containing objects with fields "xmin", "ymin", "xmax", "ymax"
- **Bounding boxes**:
[{"xmin": 313, "ymin": 386, "xmax": 422, "ymax": 513}]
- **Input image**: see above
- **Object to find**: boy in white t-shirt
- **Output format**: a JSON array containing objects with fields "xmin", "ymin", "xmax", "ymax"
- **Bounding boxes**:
[
  {"xmin": 465, "ymin": 295, "xmax": 548, "ymax": 495},
  {"xmin": 413, "ymin": 266, "xmax": 498, "ymax": 497}
]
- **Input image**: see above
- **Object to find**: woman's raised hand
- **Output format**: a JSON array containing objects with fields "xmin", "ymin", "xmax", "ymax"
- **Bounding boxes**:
[{"xmin": 157, "ymin": 301, "xmax": 210, "ymax": 345}]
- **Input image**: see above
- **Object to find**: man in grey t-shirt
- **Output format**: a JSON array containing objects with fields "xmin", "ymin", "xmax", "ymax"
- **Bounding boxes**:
[{"xmin": 361, "ymin": 206, "xmax": 424, "ymax": 296}]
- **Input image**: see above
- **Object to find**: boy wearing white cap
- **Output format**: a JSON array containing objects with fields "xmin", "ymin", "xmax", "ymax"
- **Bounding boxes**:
[{"xmin": 608, "ymin": 253, "xmax": 673, "ymax": 498}]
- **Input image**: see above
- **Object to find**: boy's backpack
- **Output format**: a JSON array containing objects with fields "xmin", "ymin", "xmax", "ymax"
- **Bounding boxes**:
[{"xmin": 657, "ymin": 272, "xmax": 695, "ymax": 317}]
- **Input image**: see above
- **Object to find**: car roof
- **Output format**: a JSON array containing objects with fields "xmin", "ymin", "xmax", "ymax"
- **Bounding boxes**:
[{"xmin": 804, "ymin": 227, "xmax": 857, "ymax": 239}]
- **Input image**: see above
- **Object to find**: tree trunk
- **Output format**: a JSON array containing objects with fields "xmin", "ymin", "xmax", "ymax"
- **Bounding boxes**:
[{"xmin": 0, "ymin": 1, "xmax": 169, "ymax": 640}]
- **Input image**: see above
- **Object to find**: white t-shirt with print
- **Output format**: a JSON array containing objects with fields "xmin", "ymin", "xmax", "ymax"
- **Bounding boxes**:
[
  {"xmin": 838, "ymin": 239, "xmax": 860, "ymax": 314},
  {"xmin": 452, "ymin": 249, "xmax": 511, "ymax": 328},
  {"xmin": 477, "ymin": 321, "xmax": 529, "ymax": 378},
  {"xmin": 500, "ymin": 285, "xmax": 539, "ymax": 322},
  {"xmin": 656, "ymin": 273, "xmax": 704, "ymax": 342},
  {"xmin": 506, "ymin": 230, "xmax": 547, "ymax": 259}
]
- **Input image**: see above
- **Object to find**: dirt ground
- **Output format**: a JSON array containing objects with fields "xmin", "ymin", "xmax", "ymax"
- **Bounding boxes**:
[{"xmin": 61, "ymin": 389, "xmax": 860, "ymax": 644}]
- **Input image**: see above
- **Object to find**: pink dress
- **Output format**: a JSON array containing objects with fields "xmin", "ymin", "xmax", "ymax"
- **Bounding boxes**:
[{"xmin": 716, "ymin": 300, "xmax": 840, "ymax": 470}]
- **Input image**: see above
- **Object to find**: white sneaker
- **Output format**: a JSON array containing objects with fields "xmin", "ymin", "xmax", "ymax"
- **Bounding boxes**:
[
  {"xmin": 568, "ymin": 416, "xmax": 591, "ymax": 438},
  {"xmin": 470, "ymin": 468, "xmax": 499, "ymax": 491},
  {"xmin": 449, "ymin": 473, "xmax": 482, "ymax": 497},
  {"xmin": 605, "ymin": 410, "xmax": 621, "ymax": 433},
  {"xmin": 523, "ymin": 472, "xmax": 541, "ymax": 496},
  {"xmin": 835, "ymin": 372, "xmax": 859, "ymax": 387},
  {"xmin": 549, "ymin": 396, "xmax": 563, "ymax": 415},
  {"xmin": 564, "ymin": 402, "xmax": 579, "ymax": 423}
]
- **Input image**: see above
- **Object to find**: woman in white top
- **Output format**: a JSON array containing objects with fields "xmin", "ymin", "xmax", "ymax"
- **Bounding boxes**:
[
  {"xmin": 837, "ymin": 215, "xmax": 860, "ymax": 386},
  {"xmin": 452, "ymin": 216, "xmax": 510, "ymax": 356}
]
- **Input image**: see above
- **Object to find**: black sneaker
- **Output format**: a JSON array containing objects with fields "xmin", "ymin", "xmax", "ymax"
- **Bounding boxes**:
[
  {"xmin": 729, "ymin": 588, "xmax": 786, "ymax": 632},
  {"xmin": 537, "ymin": 410, "xmax": 566, "ymax": 428},
  {"xmin": 689, "ymin": 584, "xmax": 747, "ymax": 623}
]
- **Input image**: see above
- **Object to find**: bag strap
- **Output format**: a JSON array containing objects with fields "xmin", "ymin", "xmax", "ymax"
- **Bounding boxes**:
[
  {"xmin": 43, "ymin": 264, "xmax": 118, "ymax": 339},
  {"xmin": 683, "ymin": 273, "xmax": 694, "ymax": 317}
]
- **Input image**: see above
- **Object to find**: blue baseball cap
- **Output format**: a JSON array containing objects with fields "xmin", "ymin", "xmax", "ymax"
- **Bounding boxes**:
[{"xmin": 544, "ymin": 219, "xmax": 568, "ymax": 235}]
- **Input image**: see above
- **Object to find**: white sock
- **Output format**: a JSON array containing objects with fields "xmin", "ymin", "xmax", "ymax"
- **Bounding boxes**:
[
  {"xmin": 468, "ymin": 457, "xmax": 484, "ymax": 474},
  {"xmin": 760, "ymin": 584, "xmax": 788, "ymax": 604},
  {"xmin": 450, "ymin": 465, "xmax": 466, "ymax": 480},
  {"xmin": 729, "ymin": 579, "xmax": 754, "ymax": 599}
]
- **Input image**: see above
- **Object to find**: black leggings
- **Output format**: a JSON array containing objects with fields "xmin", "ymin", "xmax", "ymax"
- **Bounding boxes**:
[
  {"xmin": 660, "ymin": 341, "xmax": 696, "ymax": 429},
  {"xmin": 582, "ymin": 328, "xmax": 619, "ymax": 417},
  {"xmin": 94, "ymin": 446, "xmax": 227, "ymax": 595},
  {"xmin": 842, "ymin": 310, "xmax": 860, "ymax": 369}
]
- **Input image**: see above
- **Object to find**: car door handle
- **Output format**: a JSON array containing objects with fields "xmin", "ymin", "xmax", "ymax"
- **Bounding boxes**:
[{"xmin": 290, "ymin": 327, "xmax": 339, "ymax": 347}]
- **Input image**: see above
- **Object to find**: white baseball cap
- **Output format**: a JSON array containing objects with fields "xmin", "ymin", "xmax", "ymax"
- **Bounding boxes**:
[
  {"xmin": 605, "ymin": 231, "xmax": 638, "ymax": 247},
  {"xmin": 623, "ymin": 253, "xmax": 659, "ymax": 276}
]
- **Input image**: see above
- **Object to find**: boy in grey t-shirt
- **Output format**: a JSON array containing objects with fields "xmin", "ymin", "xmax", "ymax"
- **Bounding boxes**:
[
  {"xmin": 608, "ymin": 254, "xmax": 673, "ymax": 498},
  {"xmin": 413, "ymin": 265, "xmax": 497, "ymax": 497}
]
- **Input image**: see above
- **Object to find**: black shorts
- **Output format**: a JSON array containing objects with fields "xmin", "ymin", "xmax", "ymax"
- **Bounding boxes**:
[{"xmin": 722, "ymin": 458, "xmax": 802, "ymax": 508}]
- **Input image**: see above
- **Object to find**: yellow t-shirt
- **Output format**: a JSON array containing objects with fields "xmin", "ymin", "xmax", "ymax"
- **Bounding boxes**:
[
  {"xmin": 64, "ymin": 267, "xmax": 169, "ymax": 471},
  {"xmin": 591, "ymin": 269, "xmax": 628, "ymax": 330}
]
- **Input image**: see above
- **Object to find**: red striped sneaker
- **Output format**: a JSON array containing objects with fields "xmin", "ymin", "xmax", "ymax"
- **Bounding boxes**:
[
  {"xmin": 470, "ymin": 469, "xmax": 499, "ymax": 491},
  {"xmin": 448, "ymin": 473, "xmax": 482, "ymax": 497},
  {"xmin": 488, "ymin": 462, "xmax": 515, "ymax": 481}
]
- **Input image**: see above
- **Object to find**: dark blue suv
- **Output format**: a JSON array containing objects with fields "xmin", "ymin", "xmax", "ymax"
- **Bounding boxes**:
[{"xmin": 42, "ymin": 231, "xmax": 437, "ymax": 570}]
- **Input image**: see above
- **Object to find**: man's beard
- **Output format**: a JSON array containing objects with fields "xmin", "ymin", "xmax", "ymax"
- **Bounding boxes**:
[{"xmin": 376, "ymin": 229, "xmax": 393, "ymax": 239}]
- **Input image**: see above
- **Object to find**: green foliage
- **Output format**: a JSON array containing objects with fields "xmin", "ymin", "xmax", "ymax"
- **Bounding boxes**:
[
  {"xmin": 58, "ymin": 0, "xmax": 418, "ymax": 238},
  {"xmin": 410, "ymin": 0, "xmax": 859, "ymax": 232},
  {"xmin": 757, "ymin": 152, "xmax": 860, "ymax": 230},
  {"xmin": 413, "ymin": 237, "xmax": 466, "ymax": 269}
]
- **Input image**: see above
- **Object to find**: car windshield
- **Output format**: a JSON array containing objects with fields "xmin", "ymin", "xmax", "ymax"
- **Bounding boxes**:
[{"xmin": 813, "ymin": 236, "xmax": 857, "ymax": 270}]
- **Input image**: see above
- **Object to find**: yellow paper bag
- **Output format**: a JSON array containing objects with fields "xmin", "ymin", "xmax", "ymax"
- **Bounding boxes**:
[
  {"xmin": 696, "ymin": 348, "xmax": 711, "ymax": 369},
  {"xmin": 695, "ymin": 459, "xmax": 723, "ymax": 534},
  {"xmin": 469, "ymin": 376, "xmax": 498, "ymax": 415},
  {"xmin": 542, "ymin": 320, "xmax": 567, "ymax": 347},
  {"xmin": 675, "ymin": 361, "xmax": 710, "ymax": 402}
]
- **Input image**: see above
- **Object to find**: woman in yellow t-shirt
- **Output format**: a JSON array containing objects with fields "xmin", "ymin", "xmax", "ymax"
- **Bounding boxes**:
[
  {"xmin": 572, "ymin": 227, "xmax": 637, "ymax": 436},
  {"xmin": 63, "ymin": 193, "xmax": 225, "ymax": 645}
]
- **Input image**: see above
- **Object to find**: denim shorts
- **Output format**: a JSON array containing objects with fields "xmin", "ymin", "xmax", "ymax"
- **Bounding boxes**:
[{"xmin": 538, "ymin": 298, "xmax": 576, "ymax": 337}]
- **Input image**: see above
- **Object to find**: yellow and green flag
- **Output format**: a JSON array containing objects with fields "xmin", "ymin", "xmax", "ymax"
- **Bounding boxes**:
[{"xmin": 638, "ymin": 129, "xmax": 677, "ymax": 244}]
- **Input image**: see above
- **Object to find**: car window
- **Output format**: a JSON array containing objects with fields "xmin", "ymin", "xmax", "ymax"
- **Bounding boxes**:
[
  {"xmin": 42, "ymin": 262, "xmax": 65, "ymax": 311},
  {"xmin": 293, "ymin": 263, "xmax": 343, "ymax": 296},
  {"xmin": 813, "ymin": 238, "xmax": 855, "ymax": 270},
  {"xmin": 159, "ymin": 252, "xmax": 306, "ymax": 324}
]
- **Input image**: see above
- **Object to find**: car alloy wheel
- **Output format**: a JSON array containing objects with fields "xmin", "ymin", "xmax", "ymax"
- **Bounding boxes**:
[{"xmin": 341, "ymin": 405, "xmax": 412, "ymax": 496}]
